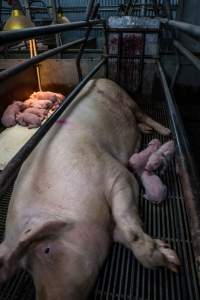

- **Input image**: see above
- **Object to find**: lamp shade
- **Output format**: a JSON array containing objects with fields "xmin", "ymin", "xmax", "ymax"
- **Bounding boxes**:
[
  {"xmin": 3, "ymin": 9, "xmax": 34, "ymax": 31},
  {"xmin": 57, "ymin": 12, "xmax": 70, "ymax": 24}
]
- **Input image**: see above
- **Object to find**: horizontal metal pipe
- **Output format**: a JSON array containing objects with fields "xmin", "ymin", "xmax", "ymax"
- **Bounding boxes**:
[
  {"xmin": 173, "ymin": 40, "xmax": 200, "ymax": 72},
  {"xmin": 106, "ymin": 54, "xmax": 159, "ymax": 59},
  {"xmin": 0, "ymin": 37, "xmax": 87, "ymax": 82},
  {"xmin": 5, "ymin": 48, "xmax": 102, "ymax": 55},
  {"xmin": 108, "ymin": 28, "xmax": 159, "ymax": 33},
  {"xmin": 0, "ymin": 19, "xmax": 102, "ymax": 45},
  {"xmin": 65, "ymin": 49, "xmax": 103, "ymax": 54},
  {"xmin": 159, "ymin": 18, "xmax": 200, "ymax": 41},
  {"xmin": 157, "ymin": 61, "xmax": 200, "ymax": 278},
  {"xmin": 0, "ymin": 58, "xmax": 106, "ymax": 197}
]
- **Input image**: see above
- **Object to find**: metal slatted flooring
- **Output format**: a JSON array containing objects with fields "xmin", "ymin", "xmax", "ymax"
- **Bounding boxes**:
[{"xmin": 0, "ymin": 102, "xmax": 200, "ymax": 299}]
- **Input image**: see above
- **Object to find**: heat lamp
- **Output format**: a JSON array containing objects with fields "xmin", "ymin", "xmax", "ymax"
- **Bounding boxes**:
[{"xmin": 3, "ymin": 2, "xmax": 42, "ymax": 91}]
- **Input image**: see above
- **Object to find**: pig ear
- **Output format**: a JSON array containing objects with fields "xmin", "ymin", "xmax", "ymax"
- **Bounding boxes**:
[{"xmin": 0, "ymin": 220, "xmax": 68, "ymax": 282}]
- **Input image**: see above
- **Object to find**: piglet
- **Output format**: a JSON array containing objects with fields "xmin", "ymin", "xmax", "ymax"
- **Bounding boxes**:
[
  {"xmin": 1, "ymin": 101, "xmax": 25, "ymax": 127},
  {"xmin": 24, "ymin": 99, "xmax": 53, "ymax": 110},
  {"xmin": 141, "ymin": 170, "xmax": 167, "ymax": 204},
  {"xmin": 129, "ymin": 139, "xmax": 167, "ymax": 204},
  {"xmin": 24, "ymin": 107, "xmax": 47, "ymax": 120},
  {"xmin": 145, "ymin": 140, "xmax": 175, "ymax": 174},
  {"xmin": 30, "ymin": 91, "xmax": 64, "ymax": 103},
  {"xmin": 16, "ymin": 112, "xmax": 42, "ymax": 129},
  {"xmin": 129, "ymin": 139, "xmax": 161, "ymax": 175}
]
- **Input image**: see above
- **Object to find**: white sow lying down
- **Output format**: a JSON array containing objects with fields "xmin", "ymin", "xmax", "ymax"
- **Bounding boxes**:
[{"xmin": 0, "ymin": 79, "xmax": 180, "ymax": 300}]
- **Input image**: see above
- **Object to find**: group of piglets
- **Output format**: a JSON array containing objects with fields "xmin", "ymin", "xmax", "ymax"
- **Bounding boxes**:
[
  {"xmin": 129, "ymin": 139, "xmax": 175, "ymax": 204},
  {"xmin": 1, "ymin": 91, "xmax": 65, "ymax": 129}
]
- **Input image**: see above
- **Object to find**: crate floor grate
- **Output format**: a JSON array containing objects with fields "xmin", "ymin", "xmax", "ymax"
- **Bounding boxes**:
[{"xmin": 0, "ymin": 102, "xmax": 200, "ymax": 300}]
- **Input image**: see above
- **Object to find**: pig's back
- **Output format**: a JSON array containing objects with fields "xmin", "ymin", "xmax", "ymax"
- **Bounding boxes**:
[{"xmin": 6, "ymin": 79, "xmax": 139, "ymax": 236}]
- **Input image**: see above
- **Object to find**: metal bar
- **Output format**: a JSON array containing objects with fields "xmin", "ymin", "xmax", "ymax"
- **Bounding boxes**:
[
  {"xmin": 65, "ymin": 49, "xmax": 103, "ymax": 54},
  {"xmin": 152, "ymin": 0, "xmax": 159, "ymax": 16},
  {"xmin": 139, "ymin": 32, "xmax": 146, "ymax": 90},
  {"xmin": 76, "ymin": 1, "xmax": 98, "ymax": 82},
  {"xmin": 0, "ymin": 58, "xmax": 106, "ymax": 197},
  {"xmin": 163, "ymin": 0, "xmax": 172, "ymax": 19},
  {"xmin": 170, "ymin": 47, "xmax": 181, "ymax": 89},
  {"xmin": 0, "ymin": 37, "xmax": 88, "ymax": 82},
  {"xmin": 157, "ymin": 61, "xmax": 200, "ymax": 280},
  {"xmin": 118, "ymin": 32, "xmax": 123, "ymax": 83},
  {"xmin": 173, "ymin": 40, "xmax": 200, "ymax": 73},
  {"xmin": 32, "ymin": 39, "xmax": 42, "ymax": 91},
  {"xmin": 86, "ymin": 0, "xmax": 96, "ymax": 20},
  {"xmin": 159, "ymin": 18, "xmax": 200, "ymax": 41},
  {"xmin": 51, "ymin": 0, "xmax": 61, "ymax": 56},
  {"xmin": 0, "ymin": 19, "xmax": 102, "ymax": 45},
  {"xmin": 105, "ymin": 54, "xmax": 159, "ymax": 59},
  {"xmin": 102, "ymin": 20, "xmax": 109, "ymax": 78},
  {"xmin": 108, "ymin": 28, "xmax": 159, "ymax": 33}
]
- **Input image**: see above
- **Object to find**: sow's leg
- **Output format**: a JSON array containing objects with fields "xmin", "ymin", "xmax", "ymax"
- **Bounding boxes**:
[{"xmin": 111, "ymin": 170, "xmax": 180, "ymax": 272}]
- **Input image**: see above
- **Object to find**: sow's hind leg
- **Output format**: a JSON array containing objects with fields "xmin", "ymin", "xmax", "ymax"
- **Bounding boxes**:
[{"xmin": 110, "ymin": 170, "xmax": 180, "ymax": 272}]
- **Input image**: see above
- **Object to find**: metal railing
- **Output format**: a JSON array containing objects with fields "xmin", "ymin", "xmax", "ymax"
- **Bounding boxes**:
[{"xmin": 158, "ymin": 17, "xmax": 200, "ymax": 280}]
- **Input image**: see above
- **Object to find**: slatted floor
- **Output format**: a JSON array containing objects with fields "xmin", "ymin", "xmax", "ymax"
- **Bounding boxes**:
[{"xmin": 0, "ymin": 102, "xmax": 199, "ymax": 300}]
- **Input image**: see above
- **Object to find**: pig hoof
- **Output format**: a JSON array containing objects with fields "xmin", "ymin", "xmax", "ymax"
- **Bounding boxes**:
[
  {"xmin": 162, "ymin": 128, "xmax": 171, "ymax": 136},
  {"xmin": 155, "ymin": 240, "xmax": 180, "ymax": 272},
  {"xmin": 138, "ymin": 123, "xmax": 153, "ymax": 134}
]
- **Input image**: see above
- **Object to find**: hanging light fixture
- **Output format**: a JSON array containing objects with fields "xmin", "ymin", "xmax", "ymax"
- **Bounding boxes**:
[
  {"xmin": 57, "ymin": 8, "xmax": 70, "ymax": 24},
  {"xmin": 3, "ymin": 1, "xmax": 42, "ymax": 91},
  {"xmin": 3, "ymin": 7, "xmax": 34, "ymax": 30}
]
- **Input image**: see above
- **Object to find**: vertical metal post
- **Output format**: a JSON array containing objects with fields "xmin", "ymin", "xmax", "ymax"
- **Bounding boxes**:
[
  {"xmin": 152, "ymin": 0, "xmax": 159, "ymax": 17},
  {"xmin": 103, "ymin": 20, "xmax": 109, "ymax": 78},
  {"xmin": 125, "ymin": 0, "xmax": 132, "ymax": 15},
  {"xmin": 51, "ymin": 0, "xmax": 61, "ymax": 58},
  {"xmin": 141, "ymin": 0, "xmax": 146, "ymax": 17},
  {"xmin": 170, "ymin": 47, "xmax": 181, "ymax": 89},
  {"xmin": 163, "ymin": 0, "xmax": 172, "ymax": 19},
  {"xmin": 118, "ymin": 31, "xmax": 123, "ymax": 83},
  {"xmin": 139, "ymin": 32, "xmax": 146, "ymax": 91},
  {"xmin": 24, "ymin": 0, "xmax": 31, "ymax": 18},
  {"xmin": 76, "ymin": 0, "xmax": 97, "ymax": 82}
]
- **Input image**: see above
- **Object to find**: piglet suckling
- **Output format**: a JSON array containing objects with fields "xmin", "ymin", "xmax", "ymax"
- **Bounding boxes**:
[
  {"xmin": 1, "ymin": 101, "xmax": 25, "ymax": 127},
  {"xmin": 129, "ymin": 139, "xmax": 167, "ymax": 204},
  {"xmin": 129, "ymin": 139, "xmax": 161, "ymax": 175},
  {"xmin": 145, "ymin": 140, "xmax": 175, "ymax": 174},
  {"xmin": 16, "ymin": 111, "xmax": 42, "ymax": 129},
  {"xmin": 141, "ymin": 170, "xmax": 167, "ymax": 204}
]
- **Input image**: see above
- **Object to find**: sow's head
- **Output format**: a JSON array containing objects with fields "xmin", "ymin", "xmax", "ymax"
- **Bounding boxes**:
[{"xmin": 0, "ymin": 220, "xmax": 98, "ymax": 300}]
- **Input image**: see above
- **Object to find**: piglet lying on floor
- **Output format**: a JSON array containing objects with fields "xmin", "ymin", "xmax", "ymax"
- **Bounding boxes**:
[
  {"xmin": 145, "ymin": 141, "xmax": 175, "ymax": 174},
  {"xmin": 1, "ymin": 91, "xmax": 65, "ymax": 129},
  {"xmin": 129, "ymin": 139, "xmax": 175, "ymax": 204},
  {"xmin": 1, "ymin": 101, "xmax": 25, "ymax": 127},
  {"xmin": 16, "ymin": 112, "xmax": 43, "ymax": 129}
]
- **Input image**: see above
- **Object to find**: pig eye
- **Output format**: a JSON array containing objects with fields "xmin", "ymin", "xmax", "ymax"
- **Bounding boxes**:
[{"xmin": 44, "ymin": 247, "xmax": 50, "ymax": 254}]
